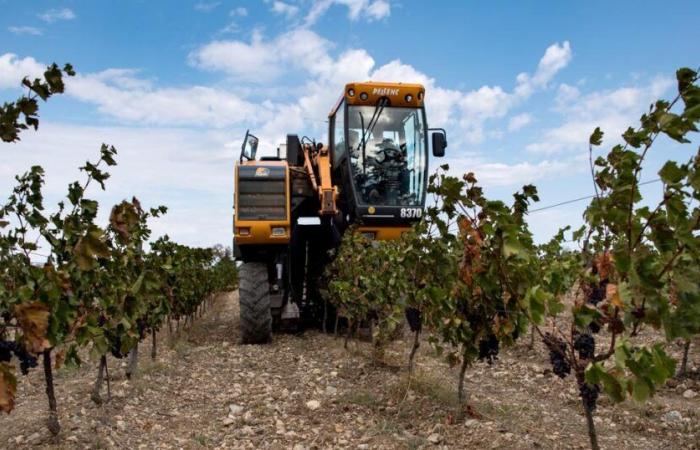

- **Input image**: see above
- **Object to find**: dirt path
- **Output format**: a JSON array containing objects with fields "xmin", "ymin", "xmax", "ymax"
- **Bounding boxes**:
[{"xmin": 0, "ymin": 292, "xmax": 698, "ymax": 449}]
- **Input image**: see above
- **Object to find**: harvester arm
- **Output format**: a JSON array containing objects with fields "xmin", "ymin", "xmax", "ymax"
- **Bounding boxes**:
[{"xmin": 302, "ymin": 143, "xmax": 338, "ymax": 216}]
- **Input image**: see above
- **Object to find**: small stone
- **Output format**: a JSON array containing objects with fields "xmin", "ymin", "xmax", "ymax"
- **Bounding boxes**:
[
  {"xmin": 427, "ymin": 433, "xmax": 441, "ymax": 444},
  {"xmin": 306, "ymin": 399, "xmax": 321, "ymax": 410},
  {"xmin": 293, "ymin": 444, "xmax": 308, "ymax": 450},
  {"xmin": 663, "ymin": 410, "xmax": 683, "ymax": 423},
  {"xmin": 66, "ymin": 436, "xmax": 79, "ymax": 442},
  {"xmin": 116, "ymin": 420, "xmax": 126, "ymax": 431},
  {"xmin": 682, "ymin": 389, "xmax": 697, "ymax": 399},
  {"xmin": 464, "ymin": 419, "xmax": 478, "ymax": 427},
  {"xmin": 325, "ymin": 385, "xmax": 338, "ymax": 396},
  {"xmin": 228, "ymin": 404, "xmax": 244, "ymax": 416},
  {"xmin": 13, "ymin": 436, "xmax": 24, "ymax": 444},
  {"xmin": 357, "ymin": 445, "xmax": 369, "ymax": 450},
  {"xmin": 222, "ymin": 417, "xmax": 235, "ymax": 426},
  {"xmin": 27, "ymin": 433, "xmax": 41, "ymax": 443}
]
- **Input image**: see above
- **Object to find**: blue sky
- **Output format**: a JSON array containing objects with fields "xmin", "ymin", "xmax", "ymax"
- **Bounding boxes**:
[{"xmin": 1, "ymin": 1, "xmax": 699, "ymax": 248}]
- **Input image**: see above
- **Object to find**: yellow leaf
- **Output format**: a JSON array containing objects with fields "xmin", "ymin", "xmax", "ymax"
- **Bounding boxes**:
[
  {"xmin": 54, "ymin": 348, "xmax": 66, "ymax": 370},
  {"xmin": 14, "ymin": 301, "xmax": 51, "ymax": 354},
  {"xmin": 0, "ymin": 363, "xmax": 17, "ymax": 414},
  {"xmin": 606, "ymin": 283, "xmax": 623, "ymax": 308}
]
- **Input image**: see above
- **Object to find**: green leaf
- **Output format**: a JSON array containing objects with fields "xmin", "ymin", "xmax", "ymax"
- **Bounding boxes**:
[
  {"xmin": 589, "ymin": 127, "xmax": 604, "ymax": 146},
  {"xmin": 586, "ymin": 363, "xmax": 625, "ymax": 402},
  {"xmin": 631, "ymin": 378, "xmax": 651, "ymax": 402},
  {"xmin": 658, "ymin": 161, "xmax": 685, "ymax": 184}
]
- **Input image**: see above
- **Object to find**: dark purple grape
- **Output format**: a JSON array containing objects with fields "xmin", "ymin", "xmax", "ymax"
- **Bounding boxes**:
[
  {"xmin": 574, "ymin": 333, "xmax": 595, "ymax": 360},
  {"xmin": 405, "ymin": 307, "xmax": 422, "ymax": 333},
  {"xmin": 478, "ymin": 334, "xmax": 499, "ymax": 364},
  {"xmin": 10, "ymin": 343, "xmax": 38, "ymax": 375},
  {"xmin": 543, "ymin": 333, "xmax": 570, "ymax": 379},
  {"xmin": 0, "ymin": 340, "xmax": 15, "ymax": 362}
]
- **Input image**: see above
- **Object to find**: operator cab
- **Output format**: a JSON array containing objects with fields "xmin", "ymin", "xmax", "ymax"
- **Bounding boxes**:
[{"xmin": 329, "ymin": 82, "xmax": 446, "ymax": 226}]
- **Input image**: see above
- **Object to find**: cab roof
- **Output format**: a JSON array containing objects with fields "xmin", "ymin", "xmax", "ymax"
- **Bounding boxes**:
[{"xmin": 330, "ymin": 81, "xmax": 425, "ymax": 116}]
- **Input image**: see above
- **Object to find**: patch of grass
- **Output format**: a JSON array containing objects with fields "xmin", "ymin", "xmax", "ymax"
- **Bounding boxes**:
[
  {"xmin": 405, "ymin": 435, "xmax": 429, "ymax": 449},
  {"xmin": 340, "ymin": 390, "xmax": 381, "ymax": 409},
  {"xmin": 192, "ymin": 434, "xmax": 208, "ymax": 446},
  {"xmin": 55, "ymin": 361, "xmax": 83, "ymax": 378},
  {"xmin": 373, "ymin": 418, "xmax": 403, "ymax": 435},
  {"xmin": 139, "ymin": 360, "xmax": 169, "ymax": 376},
  {"xmin": 401, "ymin": 372, "xmax": 458, "ymax": 408},
  {"xmin": 170, "ymin": 335, "xmax": 193, "ymax": 357}
]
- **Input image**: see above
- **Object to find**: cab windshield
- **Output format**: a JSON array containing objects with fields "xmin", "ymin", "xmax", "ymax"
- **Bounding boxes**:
[{"xmin": 347, "ymin": 106, "xmax": 427, "ymax": 206}]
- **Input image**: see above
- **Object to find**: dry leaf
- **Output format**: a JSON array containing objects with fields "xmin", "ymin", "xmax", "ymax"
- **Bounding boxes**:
[
  {"xmin": 14, "ymin": 301, "xmax": 51, "ymax": 354},
  {"xmin": 595, "ymin": 251, "xmax": 613, "ymax": 280},
  {"xmin": 0, "ymin": 363, "xmax": 17, "ymax": 414}
]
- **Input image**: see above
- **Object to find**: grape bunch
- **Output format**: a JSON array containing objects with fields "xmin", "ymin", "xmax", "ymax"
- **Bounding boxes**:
[
  {"xmin": 543, "ymin": 333, "xmax": 570, "ymax": 378},
  {"xmin": 0, "ymin": 340, "xmax": 39, "ymax": 375},
  {"xmin": 586, "ymin": 279, "xmax": 607, "ymax": 334},
  {"xmin": 587, "ymin": 282, "xmax": 607, "ymax": 306},
  {"xmin": 404, "ymin": 307, "xmax": 422, "ymax": 333},
  {"xmin": 578, "ymin": 381, "xmax": 600, "ymax": 412},
  {"xmin": 573, "ymin": 332, "xmax": 595, "ymax": 360},
  {"xmin": 478, "ymin": 334, "xmax": 499, "ymax": 364},
  {"xmin": 106, "ymin": 333, "xmax": 126, "ymax": 359},
  {"xmin": 0, "ymin": 340, "xmax": 13, "ymax": 362}
]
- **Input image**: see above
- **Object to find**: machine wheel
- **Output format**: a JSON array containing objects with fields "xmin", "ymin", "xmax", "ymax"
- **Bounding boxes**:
[{"xmin": 239, "ymin": 262, "xmax": 272, "ymax": 344}]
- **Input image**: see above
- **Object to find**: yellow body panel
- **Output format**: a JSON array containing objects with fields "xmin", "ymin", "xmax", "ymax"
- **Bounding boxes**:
[
  {"xmin": 234, "ymin": 160, "xmax": 291, "ymax": 245},
  {"xmin": 357, "ymin": 226, "xmax": 411, "ymax": 241}
]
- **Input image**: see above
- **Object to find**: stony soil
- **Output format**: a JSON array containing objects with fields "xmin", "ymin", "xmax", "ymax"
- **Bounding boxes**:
[{"xmin": 0, "ymin": 291, "xmax": 698, "ymax": 449}]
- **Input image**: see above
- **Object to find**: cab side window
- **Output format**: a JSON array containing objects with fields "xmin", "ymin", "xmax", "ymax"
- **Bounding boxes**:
[{"xmin": 332, "ymin": 101, "xmax": 346, "ymax": 168}]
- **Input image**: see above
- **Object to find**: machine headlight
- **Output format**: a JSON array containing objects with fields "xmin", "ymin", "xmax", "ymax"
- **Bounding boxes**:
[
  {"xmin": 271, "ymin": 227, "xmax": 287, "ymax": 236},
  {"xmin": 361, "ymin": 232, "xmax": 376, "ymax": 240},
  {"xmin": 405, "ymin": 94, "xmax": 413, "ymax": 102},
  {"xmin": 237, "ymin": 227, "xmax": 250, "ymax": 236}
]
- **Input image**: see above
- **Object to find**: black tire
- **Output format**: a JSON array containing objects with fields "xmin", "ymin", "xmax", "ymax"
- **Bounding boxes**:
[{"xmin": 239, "ymin": 262, "xmax": 272, "ymax": 344}]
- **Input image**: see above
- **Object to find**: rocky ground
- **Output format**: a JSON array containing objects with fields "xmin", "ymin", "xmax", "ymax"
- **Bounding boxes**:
[{"xmin": 0, "ymin": 291, "xmax": 698, "ymax": 449}]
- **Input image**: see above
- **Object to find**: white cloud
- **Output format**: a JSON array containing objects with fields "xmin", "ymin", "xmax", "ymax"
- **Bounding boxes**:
[
  {"xmin": 444, "ymin": 155, "xmax": 580, "ymax": 187},
  {"xmin": 527, "ymin": 76, "xmax": 674, "ymax": 154},
  {"xmin": 554, "ymin": 83, "xmax": 580, "ymax": 109},
  {"xmin": 66, "ymin": 70, "xmax": 268, "ymax": 127},
  {"xmin": 365, "ymin": 1, "xmax": 391, "ymax": 21},
  {"xmin": 188, "ymin": 34, "xmax": 571, "ymax": 150},
  {"xmin": 189, "ymin": 29, "xmax": 333, "ymax": 83},
  {"xmin": 514, "ymin": 41, "xmax": 572, "ymax": 98},
  {"xmin": 230, "ymin": 6, "xmax": 248, "ymax": 16},
  {"xmin": 7, "ymin": 26, "xmax": 42, "ymax": 36},
  {"xmin": 508, "ymin": 113, "xmax": 532, "ymax": 131},
  {"xmin": 194, "ymin": 2, "xmax": 220, "ymax": 12},
  {"xmin": 0, "ymin": 53, "xmax": 45, "ymax": 89},
  {"xmin": 38, "ymin": 8, "xmax": 76, "ymax": 23},
  {"xmin": 271, "ymin": 1, "xmax": 300, "ymax": 18},
  {"xmin": 305, "ymin": 0, "xmax": 391, "ymax": 26}
]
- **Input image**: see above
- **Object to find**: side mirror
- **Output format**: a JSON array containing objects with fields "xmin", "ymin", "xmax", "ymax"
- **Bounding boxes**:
[
  {"xmin": 430, "ymin": 129, "xmax": 447, "ymax": 157},
  {"xmin": 240, "ymin": 129, "xmax": 259, "ymax": 162}
]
